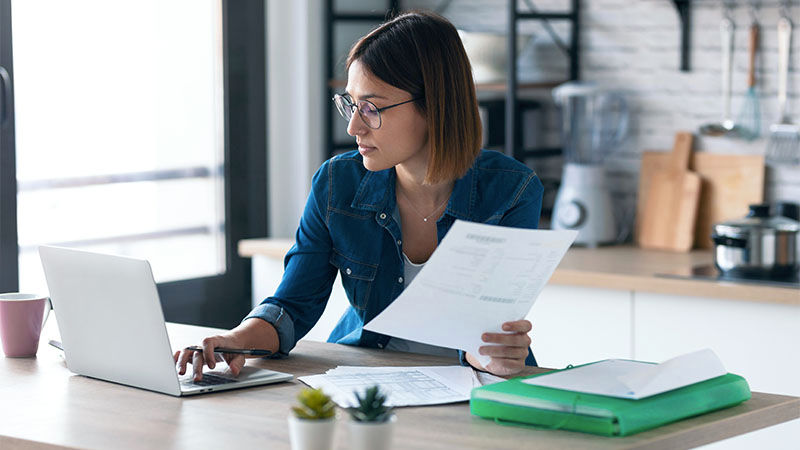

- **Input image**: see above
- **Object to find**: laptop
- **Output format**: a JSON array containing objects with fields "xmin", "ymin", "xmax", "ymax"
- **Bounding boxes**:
[{"xmin": 38, "ymin": 245, "xmax": 293, "ymax": 396}]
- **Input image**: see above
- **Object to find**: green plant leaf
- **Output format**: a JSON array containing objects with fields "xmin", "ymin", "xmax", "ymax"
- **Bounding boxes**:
[
  {"xmin": 293, "ymin": 388, "xmax": 336, "ymax": 420},
  {"xmin": 348, "ymin": 385, "xmax": 393, "ymax": 422}
]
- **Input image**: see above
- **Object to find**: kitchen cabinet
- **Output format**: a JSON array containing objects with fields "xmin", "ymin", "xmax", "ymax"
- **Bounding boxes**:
[
  {"xmin": 634, "ymin": 292, "xmax": 800, "ymax": 397},
  {"xmin": 525, "ymin": 285, "xmax": 632, "ymax": 369},
  {"xmin": 632, "ymin": 291, "xmax": 800, "ymax": 450},
  {"xmin": 531, "ymin": 287, "xmax": 800, "ymax": 397}
]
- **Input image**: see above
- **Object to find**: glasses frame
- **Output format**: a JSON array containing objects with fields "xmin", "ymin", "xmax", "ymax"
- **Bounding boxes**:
[{"xmin": 333, "ymin": 93, "xmax": 419, "ymax": 130}]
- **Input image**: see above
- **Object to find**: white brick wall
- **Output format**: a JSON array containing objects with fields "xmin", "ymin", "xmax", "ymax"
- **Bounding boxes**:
[{"xmin": 397, "ymin": 0, "xmax": 800, "ymax": 235}]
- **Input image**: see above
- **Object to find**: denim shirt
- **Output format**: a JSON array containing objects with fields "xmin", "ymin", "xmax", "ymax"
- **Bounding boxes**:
[{"xmin": 245, "ymin": 149, "xmax": 543, "ymax": 366}]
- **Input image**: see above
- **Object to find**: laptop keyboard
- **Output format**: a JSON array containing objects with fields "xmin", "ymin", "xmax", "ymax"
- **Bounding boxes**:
[{"xmin": 181, "ymin": 372, "xmax": 237, "ymax": 387}]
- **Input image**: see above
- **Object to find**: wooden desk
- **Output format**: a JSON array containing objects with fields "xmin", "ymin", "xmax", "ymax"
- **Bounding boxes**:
[{"xmin": 1, "ymin": 323, "xmax": 798, "ymax": 450}]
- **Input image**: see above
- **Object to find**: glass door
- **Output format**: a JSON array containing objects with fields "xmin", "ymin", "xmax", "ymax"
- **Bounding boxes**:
[{"xmin": 0, "ymin": 0, "xmax": 267, "ymax": 327}]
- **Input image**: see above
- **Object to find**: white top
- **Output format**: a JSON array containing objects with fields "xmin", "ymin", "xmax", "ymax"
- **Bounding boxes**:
[{"xmin": 384, "ymin": 252, "xmax": 459, "ymax": 359}]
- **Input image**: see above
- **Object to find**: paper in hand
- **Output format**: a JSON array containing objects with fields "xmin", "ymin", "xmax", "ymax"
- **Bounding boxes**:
[{"xmin": 364, "ymin": 220, "xmax": 577, "ymax": 367}]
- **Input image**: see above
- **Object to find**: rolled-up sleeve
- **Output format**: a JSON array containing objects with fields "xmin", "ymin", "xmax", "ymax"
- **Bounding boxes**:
[
  {"xmin": 244, "ymin": 303, "xmax": 296, "ymax": 356},
  {"xmin": 243, "ymin": 161, "xmax": 338, "ymax": 355}
]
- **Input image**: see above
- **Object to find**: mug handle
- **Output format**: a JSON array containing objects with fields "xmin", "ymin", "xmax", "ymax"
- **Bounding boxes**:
[{"xmin": 42, "ymin": 297, "xmax": 53, "ymax": 328}]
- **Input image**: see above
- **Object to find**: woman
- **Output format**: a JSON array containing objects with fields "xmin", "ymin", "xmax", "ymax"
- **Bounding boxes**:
[{"xmin": 175, "ymin": 11, "xmax": 543, "ymax": 381}]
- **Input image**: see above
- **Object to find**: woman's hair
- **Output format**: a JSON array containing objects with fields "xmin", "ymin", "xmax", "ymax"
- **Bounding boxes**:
[{"xmin": 346, "ymin": 11, "xmax": 481, "ymax": 184}]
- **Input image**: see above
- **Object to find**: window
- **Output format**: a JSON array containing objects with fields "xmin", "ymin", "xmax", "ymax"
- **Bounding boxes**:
[{"xmin": 0, "ymin": 0, "xmax": 267, "ymax": 327}]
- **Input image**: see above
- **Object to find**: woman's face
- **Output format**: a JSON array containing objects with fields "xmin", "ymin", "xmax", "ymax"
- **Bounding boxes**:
[{"xmin": 344, "ymin": 59, "xmax": 429, "ymax": 174}]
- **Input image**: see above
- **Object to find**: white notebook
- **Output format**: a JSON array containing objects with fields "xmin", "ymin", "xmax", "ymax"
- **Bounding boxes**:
[{"xmin": 522, "ymin": 349, "xmax": 727, "ymax": 399}]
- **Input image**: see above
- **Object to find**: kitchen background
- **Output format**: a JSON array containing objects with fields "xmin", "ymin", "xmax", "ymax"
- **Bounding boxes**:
[{"xmin": 267, "ymin": 0, "xmax": 800, "ymax": 240}]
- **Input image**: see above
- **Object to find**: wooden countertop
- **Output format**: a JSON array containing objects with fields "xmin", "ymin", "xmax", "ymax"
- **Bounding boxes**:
[
  {"xmin": 2, "ymin": 322, "xmax": 798, "ymax": 449},
  {"xmin": 238, "ymin": 239, "xmax": 799, "ymax": 306}
]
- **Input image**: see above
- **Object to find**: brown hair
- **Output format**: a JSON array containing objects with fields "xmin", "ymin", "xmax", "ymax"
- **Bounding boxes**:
[{"xmin": 346, "ymin": 11, "xmax": 481, "ymax": 184}]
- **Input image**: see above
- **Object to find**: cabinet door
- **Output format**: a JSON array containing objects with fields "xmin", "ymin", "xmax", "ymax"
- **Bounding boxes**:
[
  {"xmin": 526, "ymin": 285, "xmax": 633, "ymax": 369},
  {"xmin": 634, "ymin": 292, "xmax": 800, "ymax": 396}
]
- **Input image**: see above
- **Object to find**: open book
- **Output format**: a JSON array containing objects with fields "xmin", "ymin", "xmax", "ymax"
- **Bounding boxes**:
[{"xmin": 522, "ymin": 348, "xmax": 727, "ymax": 399}]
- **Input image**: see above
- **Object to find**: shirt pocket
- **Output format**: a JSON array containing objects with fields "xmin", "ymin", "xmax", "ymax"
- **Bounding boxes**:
[{"xmin": 329, "ymin": 249, "xmax": 378, "ymax": 311}]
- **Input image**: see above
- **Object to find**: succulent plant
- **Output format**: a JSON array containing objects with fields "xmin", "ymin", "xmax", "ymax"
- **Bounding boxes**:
[
  {"xmin": 292, "ymin": 388, "xmax": 336, "ymax": 420},
  {"xmin": 349, "ymin": 385, "xmax": 393, "ymax": 422}
]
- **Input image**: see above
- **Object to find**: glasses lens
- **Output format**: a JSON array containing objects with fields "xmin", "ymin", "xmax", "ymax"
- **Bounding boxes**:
[
  {"xmin": 334, "ymin": 94, "xmax": 354, "ymax": 122},
  {"xmin": 358, "ymin": 100, "xmax": 380, "ymax": 129}
]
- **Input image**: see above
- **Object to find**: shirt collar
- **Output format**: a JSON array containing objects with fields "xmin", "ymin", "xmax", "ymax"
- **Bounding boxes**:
[
  {"xmin": 351, "ymin": 160, "xmax": 477, "ymax": 220},
  {"xmin": 351, "ymin": 168, "xmax": 394, "ymax": 213}
]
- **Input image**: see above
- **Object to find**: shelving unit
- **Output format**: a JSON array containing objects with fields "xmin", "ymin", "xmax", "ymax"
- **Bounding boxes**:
[
  {"xmin": 324, "ymin": 1, "xmax": 398, "ymax": 158},
  {"xmin": 323, "ymin": 0, "xmax": 581, "ymax": 163},
  {"xmin": 506, "ymin": 0, "xmax": 580, "ymax": 161}
]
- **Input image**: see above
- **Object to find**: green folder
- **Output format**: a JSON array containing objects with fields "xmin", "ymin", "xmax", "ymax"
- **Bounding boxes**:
[{"xmin": 470, "ymin": 366, "xmax": 751, "ymax": 437}]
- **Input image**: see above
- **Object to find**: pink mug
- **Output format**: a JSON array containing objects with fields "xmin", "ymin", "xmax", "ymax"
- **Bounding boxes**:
[{"xmin": 0, "ymin": 293, "xmax": 52, "ymax": 357}]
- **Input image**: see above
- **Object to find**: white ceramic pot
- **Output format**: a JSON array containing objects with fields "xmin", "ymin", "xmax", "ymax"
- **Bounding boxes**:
[
  {"xmin": 287, "ymin": 415, "xmax": 336, "ymax": 450},
  {"xmin": 347, "ymin": 414, "xmax": 397, "ymax": 450}
]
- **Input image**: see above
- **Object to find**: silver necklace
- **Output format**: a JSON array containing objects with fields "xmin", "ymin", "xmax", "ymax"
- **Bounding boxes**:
[{"xmin": 397, "ymin": 189, "xmax": 449, "ymax": 222}]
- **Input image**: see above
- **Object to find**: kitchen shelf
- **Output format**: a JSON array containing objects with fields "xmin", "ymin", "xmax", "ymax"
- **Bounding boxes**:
[
  {"xmin": 329, "ymin": 144, "xmax": 562, "ymax": 159},
  {"xmin": 323, "ymin": 0, "xmax": 581, "ymax": 163},
  {"xmin": 327, "ymin": 79, "xmax": 568, "ymax": 92}
]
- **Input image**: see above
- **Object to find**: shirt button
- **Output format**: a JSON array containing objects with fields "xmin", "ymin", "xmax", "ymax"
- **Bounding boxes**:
[
  {"xmin": 345, "ymin": 268, "xmax": 352, "ymax": 275},
  {"xmin": 398, "ymin": 277, "xmax": 404, "ymax": 284},
  {"xmin": 397, "ymin": 239, "xmax": 402, "ymax": 245},
  {"xmin": 379, "ymin": 213, "xmax": 387, "ymax": 220}
]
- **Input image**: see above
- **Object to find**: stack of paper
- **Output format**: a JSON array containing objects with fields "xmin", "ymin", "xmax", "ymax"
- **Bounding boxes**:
[{"xmin": 298, "ymin": 366, "xmax": 504, "ymax": 408}]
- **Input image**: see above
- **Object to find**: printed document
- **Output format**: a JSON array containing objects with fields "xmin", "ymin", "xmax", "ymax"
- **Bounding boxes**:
[
  {"xmin": 522, "ymin": 349, "xmax": 728, "ymax": 399},
  {"xmin": 364, "ymin": 220, "xmax": 578, "ymax": 367},
  {"xmin": 298, "ymin": 365, "xmax": 505, "ymax": 407}
]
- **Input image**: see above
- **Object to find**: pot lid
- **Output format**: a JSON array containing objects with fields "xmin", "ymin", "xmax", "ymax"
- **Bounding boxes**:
[{"xmin": 714, "ymin": 204, "xmax": 800, "ymax": 236}]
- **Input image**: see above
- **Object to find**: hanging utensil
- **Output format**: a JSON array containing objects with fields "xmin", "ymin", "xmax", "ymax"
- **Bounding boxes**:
[
  {"xmin": 765, "ymin": 5, "xmax": 800, "ymax": 165},
  {"xmin": 700, "ymin": 8, "xmax": 743, "ymax": 137},
  {"xmin": 737, "ymin": 2, "xmax": 760, "ymax": 140}
]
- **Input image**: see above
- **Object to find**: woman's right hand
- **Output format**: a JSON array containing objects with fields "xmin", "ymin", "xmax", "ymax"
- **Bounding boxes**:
[
  {"xmin": 173, "ymin": 318, "xmax": 280, "ymax": 382},
  {"xmin": 173, "ymin": 334, "xmax": 246, "ymax": 382}
]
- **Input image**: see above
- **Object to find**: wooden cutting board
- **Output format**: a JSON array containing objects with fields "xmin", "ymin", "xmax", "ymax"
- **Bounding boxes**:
[
  {"xmin": 636, "ymin": 151, "xmax": 765, "ymax": 249},
  {"xmin": 637, "ymin": 132, "xmax": 701, "ymax": 251}
]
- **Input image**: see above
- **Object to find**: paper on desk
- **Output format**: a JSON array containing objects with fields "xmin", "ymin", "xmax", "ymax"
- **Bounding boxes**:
[
  {"xmin": 298, "ymin": 365, "xmax": 505, "ymax": 408},
  {"xmin": 522, "ymin": 349, "xmax": 728, "ymax": 399},
  {"xmin": 364, "ymin": 220, "xmax": 578, "ymax": 367}
]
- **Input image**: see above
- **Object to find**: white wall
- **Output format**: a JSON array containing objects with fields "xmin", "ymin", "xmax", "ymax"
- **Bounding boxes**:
[{"xmin": 266, "ymin": 0, "xmax": 325, "ymax": 238}]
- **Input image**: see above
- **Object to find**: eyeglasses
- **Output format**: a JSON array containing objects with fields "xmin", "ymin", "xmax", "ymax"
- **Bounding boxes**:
[{"xmin": 333, "ymin": 93, "xmax": 419, "ymax": 130}]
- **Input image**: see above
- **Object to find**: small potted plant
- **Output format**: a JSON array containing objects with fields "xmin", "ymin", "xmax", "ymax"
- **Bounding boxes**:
[
  {"xmin": 347, "ymin": 385, "xmax": 397, "ymax": 450},
  {"xmin": 288, "ymin": 387, "xmax": 337, "ymax": 450}
]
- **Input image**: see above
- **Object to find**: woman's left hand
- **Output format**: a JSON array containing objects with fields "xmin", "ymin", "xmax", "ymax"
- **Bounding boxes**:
[{"xmin": 465, "ymin": 319, "xmax": 532, "ymax": 376}]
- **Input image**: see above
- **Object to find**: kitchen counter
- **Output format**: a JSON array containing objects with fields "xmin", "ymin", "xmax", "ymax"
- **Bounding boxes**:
[{"xmin": 238, "ymin": 239, "xmax": 799, "ymax": 305}]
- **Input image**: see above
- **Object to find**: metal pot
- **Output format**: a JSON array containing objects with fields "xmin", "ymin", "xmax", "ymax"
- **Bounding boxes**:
[{"xmin": 711, "ymin": 204, "xmax": 800, "ymax": 279}]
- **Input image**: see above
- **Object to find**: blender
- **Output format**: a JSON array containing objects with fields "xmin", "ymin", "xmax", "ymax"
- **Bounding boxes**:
[{"xmin": 551, "ymin": 82, "xmax": 628, "ymax": 247}]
